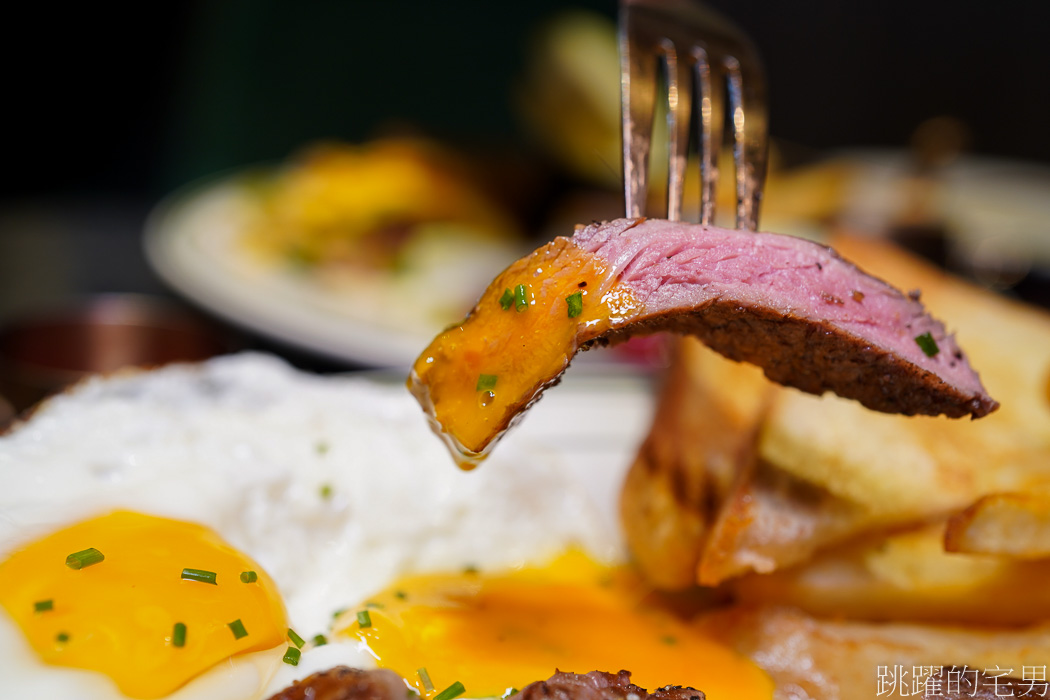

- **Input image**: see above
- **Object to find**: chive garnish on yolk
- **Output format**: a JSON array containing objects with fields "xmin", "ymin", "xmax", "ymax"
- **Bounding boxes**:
[
  {"xmin": 356, "ymin": 609, "xmax": 372, "ymax": 628},
  {"xmin": 34, "ymin": 599, "xmax": 53, "ymax": 613},
  {"xmin": 240, "ymin": 570, "xmax": 258, "ymax": 583},
  {"xmin": 434, "ymin": 681, "xmax": 466, "ymax": 700},
  {"xmin": 227, "ymin": 619, "xmax": 248, "ymax": 640},
  {"xmin": 172, "ymin": 622, "xmax": 187, "ymax": 648},
  {"xmin": 566, "ymin": 291, "xmax": 583, "ymax": 318},
  {"xmin": 65, "ymin": 547, "xmax": 104, "ymax": 569},
  {"xmin": 476, "ymin": 374, "xmax": 498, "ymax": 392},
  {"xmin": 514, "ymin": 284, "xmax": 528, "ymax": 312},
  {"xmin": 499, "ymin": 288, "xmax": 514, "ymax": 311},
  {"xmin": 181, "ymin": 568, "xmax": 218, "ymax": 585},
  {"xmin": 418, "ymin": 667, "xmax": 435, "ymax": 692}
]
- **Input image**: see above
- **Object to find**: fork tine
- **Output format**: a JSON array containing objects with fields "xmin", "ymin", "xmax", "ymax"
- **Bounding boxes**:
[
  {"xmin": 620, "ymin": 13, "xmax": 659, "ymax": 219},
  {"xmin": 693, "ymin": 46, "xmax": 723, "ymax": 226},
  {"xmin": 663, "ymin": 39, "xmax": 692, "ymax": 222},
  {"xmin": 725, "ymin": 52, "xmax": 768, "ymax": 231}
]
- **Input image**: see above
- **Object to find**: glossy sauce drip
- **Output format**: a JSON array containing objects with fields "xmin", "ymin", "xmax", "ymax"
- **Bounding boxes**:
[{"xmin": 408, "ymin": 237, "xmax": 640, "ymax": 468}]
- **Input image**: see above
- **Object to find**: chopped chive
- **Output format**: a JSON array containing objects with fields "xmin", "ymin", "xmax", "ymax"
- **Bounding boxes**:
[
  {"xmin": 332, "ymin": 607, "xmax": 347, "ymax": 619},
  {"xmin": 287, "ymin": 628, "xmax": 305, "ymax": 648},
  {"xmin": 366, "ymin": 601, "xmax": 385, "ymax": 609},
  {"xmin": 34, "ymin": 599, "xmax": 53, "ymax": 613},
  {"xmin": 661, "ymin": 635, "xmax": 677, "ymax": 645},
  {"xmin": 312, "ymin": 633, "xmax": 328, "ymax": 647},
  {"xmin": 172, "ymin": 622, "xmax": 187, "ymax": 648},
  {"xmin": 476, "ymin": 374, "xmax": 498, "ymax": 392},
  {"xmin": 394, "ymin": 590, "xmax": 408, "ymax": 600},
  {"xmin": 502, "ymin": 689, "xmax": 519, "ymax": 699},
  {"xmin": 320, "ymin": 483, "xmax": 333, "ymax": 499},
  {"xmin": 462, "ymin": 564, "xmax": 478, "ymax": 575},
  {"xmin": 65, "ymin": 547, "xmax": 104, "ymax": 569},
  {"xmin": 181, "ymin": 568, "xmax": 218, "ymax": 585},
  {"xmin": 228, "ymin": 619, "xmax": 248, "ymax": 640},
  {"xmin": 356, "ymin": 610, "xmax": 372, "ymax": 628},
  {"xmin": 514, "ymin": 284, "xmax": 528, "ymax": 312},
  {"xmin": 434, "ymin": 681, "xmax": 466, "ymax": 700},
  {"xmin": 56, "ymin": 632, "xmax": 70, "ymax": 643},
  {"xmin": 240, "ymin": 570, "xmax": 258, "ymax": 583},
  {"xmin": 915, "ymin": 332, "xmax": 939, "ymax": 357},
  {"xmin": 499, "ymin": 288, "xmax": 514, "ymax": 311},
  {"xmin": 418, "ymin": 668, "xmax": 435, "ymax": 692},
  {"xmin": 566, "ymin": 291, "xmax": 583, "ymax": 318},
  {"xmin": 316, "ymin": 441, "xmax": 330, "ymax": 455},
  {"xmin": 282, "ymin": 646, "xmax": 302, "ymax": 666}
]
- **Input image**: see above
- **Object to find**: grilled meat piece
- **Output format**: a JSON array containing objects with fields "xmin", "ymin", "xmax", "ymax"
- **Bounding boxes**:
[
  {"xmin": 512, "ymin": 670, "xmax": 705, "ymax": 700},
  {"xmin": 265, "ymin": 667, "xmax": 409, "ymax": 700}
]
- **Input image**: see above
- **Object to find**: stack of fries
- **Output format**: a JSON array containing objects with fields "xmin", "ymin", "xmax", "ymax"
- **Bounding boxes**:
[{"xmin": 621, "ymin": 234, "xmax": 1050, "ymax": 699}]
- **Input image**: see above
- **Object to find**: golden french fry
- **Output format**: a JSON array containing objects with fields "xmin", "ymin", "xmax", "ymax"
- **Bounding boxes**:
[
  {"xmin": 697, "ymin": 604, "xmax": 1050, "ymax": 700},
  {"xmin": 945, "ymin": 492, "xmax": 1050, "ymax": 559},
  {"xmin": 620, "ymin": 338, "xmax": 773, "ymax": 589},
  {"xmin": 729, "ymin": 523, "xmax": 1050, "ymax": 625}
]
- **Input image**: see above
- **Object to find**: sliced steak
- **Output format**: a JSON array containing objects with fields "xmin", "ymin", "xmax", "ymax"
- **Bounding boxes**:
[
  {"xmin": 513, "ymin": 670, "xmax": 705, "ymax": 700},
  {"xmin": 265, "ymin": 666, "xmax": 409, "ymax": 700},
  {"xmin": 409, "ymin": 218, "xmax": 997, "ymax": 466}
]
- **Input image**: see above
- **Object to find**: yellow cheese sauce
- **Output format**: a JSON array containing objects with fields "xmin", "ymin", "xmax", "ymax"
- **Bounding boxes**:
[
  {"xmin": 338, "ymin": 551, "xmax": 773, "ymax": 700},
  {"xmin": 408, "ymin": 236, "xmax": 640, "ymax": 468}
]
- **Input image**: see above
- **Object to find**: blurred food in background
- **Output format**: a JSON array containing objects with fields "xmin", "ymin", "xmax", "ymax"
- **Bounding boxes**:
[
  {"xmin": 145, "ymin": 137, "xmax": 529, "ymax": 367},
  {"xmin": 239, "ymin": 139, "xmax": 522, "ymax": 274}
]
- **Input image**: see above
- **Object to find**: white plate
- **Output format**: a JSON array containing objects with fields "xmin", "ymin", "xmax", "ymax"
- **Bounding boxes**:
[{"xmin": 143, "ymin": 175, "xmax": 521, "ymax": 368}]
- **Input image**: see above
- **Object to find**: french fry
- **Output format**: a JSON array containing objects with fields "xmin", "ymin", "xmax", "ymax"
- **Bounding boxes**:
[
  {"xmin": 729, "ymin": 523, "xmax": 1050, "ymax": 625},
  {"xmin": 620, "ymin": 337, "xmax": 773, "ymax": 589},
  {"xmin": 697, "ymin": 604, "xmax": 1050, "ymax": 700},
  {"xmin": 945, "ymin": 492, "xmax": 1050, "ymax": 559}
]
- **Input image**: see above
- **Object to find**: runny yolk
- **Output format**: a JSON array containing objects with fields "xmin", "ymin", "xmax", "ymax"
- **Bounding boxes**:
[
  {"xmin": 0, "ymin": 510, "xmax": 288, "ymax": 699},
  {"xmin": 408, "ymin": 236, "xmax": 640, "ymax": 468},
  {"xmin": 338, "ymin": 551, "xmax": 773, "ymax": 700}
]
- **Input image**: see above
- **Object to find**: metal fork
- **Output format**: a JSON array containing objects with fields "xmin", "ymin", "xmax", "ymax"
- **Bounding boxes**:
[{"xmin": 620, "ymin": 0, "xmax": 768, "ymax": 230}]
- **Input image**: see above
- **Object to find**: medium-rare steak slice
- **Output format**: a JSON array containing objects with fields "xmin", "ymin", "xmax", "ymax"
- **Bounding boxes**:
[{"xmin": 409, "ymin": 218, "xmax": 997, "ymax": 467}]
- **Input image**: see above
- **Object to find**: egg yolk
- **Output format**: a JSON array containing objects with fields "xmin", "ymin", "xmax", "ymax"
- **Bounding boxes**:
[
  {"xmin": 0, "ymin": 510, "xmax": 288, "ymax": 698},
  {"xmin": 408, "ymin": 236, "xmax": 640, "ymax": 468},
  {"xmin": 339, "ymin": 551, "xmax": 773, "ymax": 700}
]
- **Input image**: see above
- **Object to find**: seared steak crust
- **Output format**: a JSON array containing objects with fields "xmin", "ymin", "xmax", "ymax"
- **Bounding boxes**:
[
  {"xmin": 265, "ymin": 667, "xmax": 409, "ymax": 700},
  {"xmin": 513, "ymin": 670, "xmax": 705, "ymax": 700}
]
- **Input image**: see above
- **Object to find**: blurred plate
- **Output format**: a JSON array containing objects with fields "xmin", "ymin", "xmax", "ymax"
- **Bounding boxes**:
[
  {"xmin": 833, "ymin": 149, "xmax": 1050, "ymax": 266},
  {"xmin": 144, "ymin": 174, "xmax": 516, "ymax": 368}
]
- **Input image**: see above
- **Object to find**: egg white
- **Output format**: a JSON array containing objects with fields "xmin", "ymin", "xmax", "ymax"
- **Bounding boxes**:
[{"xmin": 0, "ymin": 353, "xmax": 653, "ymax": 699}]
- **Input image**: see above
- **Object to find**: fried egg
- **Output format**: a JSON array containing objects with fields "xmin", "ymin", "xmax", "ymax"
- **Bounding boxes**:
[{"xmin": 0, "ymin": 354, "xmax": 771, "ymax": 699}]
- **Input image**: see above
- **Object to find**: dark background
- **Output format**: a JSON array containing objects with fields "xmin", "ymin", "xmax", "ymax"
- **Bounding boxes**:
[{"xmin": 3, "ymin": 0, "xmax": 1048, "ymax": 201}]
